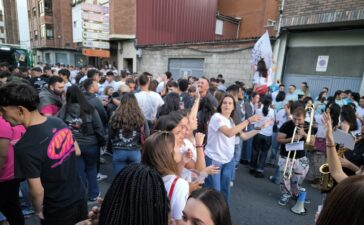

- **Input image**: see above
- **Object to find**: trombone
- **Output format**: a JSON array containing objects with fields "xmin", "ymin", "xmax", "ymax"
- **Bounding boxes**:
[{"xmin": 283, "ymin": 104, "xmax": 315, "ymax": 180}]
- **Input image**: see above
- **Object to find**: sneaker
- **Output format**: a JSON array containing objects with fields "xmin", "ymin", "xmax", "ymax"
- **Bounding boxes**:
[
  {"xmin": 230, "ymin": 181, "xmax": 234, "ymax": 187},
  {"xmin": 97, "ymin": 173, "xmax": 108, "ymax": 181},
  {"xmin": 88, "ymin": 193, "xmax": 101, "ymax": 203},
  {"xmin": 22, "ymin": 208, "xmax": 34, "ymax": 218},
  {"xmin": 102, "ymin": 150, "xmax": 113, "ymax": 156},
  {"xmin": 255, "ymin": 172, "xmax": 264, "ymax": 178},
  {"xmin": 278, "ymin": 193, "xmax": 291, "ymax": 206},
  {"xmin": 249, "ymin": 169, "xmax": 256, "ymax": 175}
]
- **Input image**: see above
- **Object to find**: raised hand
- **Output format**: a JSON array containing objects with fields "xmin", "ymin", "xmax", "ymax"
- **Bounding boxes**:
[
  {"xmin": 195, "ymin": 132, "xmax": 205, "ymax": 146},
  {"xmin": 322, "ymin": 112, "xmax": 334, "ymax": 144}
]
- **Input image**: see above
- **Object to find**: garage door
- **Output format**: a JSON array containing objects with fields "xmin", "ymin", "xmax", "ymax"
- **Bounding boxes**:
[
  {"xmin": 168, "ymin": 58, "xmax": 204, "ymax": 79},
  {"xmin": 283, "ymin": 74, "xmax": 362, "ymax": 98}
]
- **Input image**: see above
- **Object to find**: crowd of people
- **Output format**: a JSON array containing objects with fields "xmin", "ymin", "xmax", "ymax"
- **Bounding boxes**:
[{"xmin": 0, "ymin": 60, "xmax": 363, "ymax": 225}]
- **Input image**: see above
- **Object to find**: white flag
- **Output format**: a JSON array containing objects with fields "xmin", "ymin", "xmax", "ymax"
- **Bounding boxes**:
[{"xmin": 251, "ymin": 31, "xmax": 273, "ymax": 69}]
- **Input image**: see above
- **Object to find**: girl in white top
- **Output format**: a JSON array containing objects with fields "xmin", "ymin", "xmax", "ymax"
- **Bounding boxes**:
[
  {"xmin": 204, "ymin": 94, "xmax": 265, "ymax": 204},
  {"xmin": 141, "ymin": 132, "xmax": 189, "ymax": 225},
  {"xmin": 250, "ymin": 96, "xmax": 275, "ymax": 176}
]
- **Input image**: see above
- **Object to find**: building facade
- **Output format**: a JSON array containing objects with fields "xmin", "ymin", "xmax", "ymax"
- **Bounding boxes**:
[
  {"xmin": 218, "ymin": 0, "xmax": 279, "ymax": 38},
  {"xmin": 28, "ymin": 0, "xmax": 83, "ymax": 65},
  {"xmin": 2, "ymin": 0, "xmax": 19, "ymax": 44},
  {"xmin": 274, "ymin": 0, "xmax": 364, "ymax": 96},
  {"xmin": 0, "ymin": 0, "xmax": 5, "ymax": 44}
]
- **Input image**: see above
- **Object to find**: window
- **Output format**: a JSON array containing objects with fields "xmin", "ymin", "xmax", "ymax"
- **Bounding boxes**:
[
  {"xmin": 73, "ymin": 21, "xmax": 77, "ymax": 28},
  {"xmin": 32, "ymin": 7, "xmax": 37, "ymax": 16},
  {"xmin": 34, "ymin": 30, "xmax": 38, "ymax": 40},
  {"xmin": 0, "ymin": 27, "xmax": 4, "ymax": 33},
  {"xmin": 215, "ymin": 19, "xmax": 223, "ymax": 35},
  {"xmin": 38, "ymin": 0, "xmax": 44, "ymax": 15},
  {"xmin": 0, "ymin": 38, "xmax": 5, "ymax": 43},
  {"xmin": 46, "ymin": 25, "xmax": 53, "ymax": 39},
  {"xmin": 30, "ymin": 31, "xmax": 32, "ymax": 40},
  {"xmin": 41, "ymin": 24, "xmax": 46, "ymax": 39},
  {"xmin": 44, "ymin": 0, "xmax": 52, "ymax": 16}
]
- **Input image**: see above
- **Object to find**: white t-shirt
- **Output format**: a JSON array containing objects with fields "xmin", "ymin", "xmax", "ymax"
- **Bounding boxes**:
[
  {"xmin": 357, "ymin": 106, "xmax": 364, "ymax": 119},
  {"xmin": 135, "ymin": 91, "xmax": 164, "ymax": 121},
  {"xmin": 163, "ymin": 175, "xmax": 189, "ymax": 220},
  {"xmin": 205, "ymin": 113, "xmax": 235, "ymax": 164},
  {"xmin": 315, "ymin": 114, "xmax": 325, "ymax": 138},
  {"xmin": 252, "ymin": 70, "xmax": 272, "ymax": 86},
  {"xmin": 181, "ymin": 139, "xmax": 197, "ymax": 162},
  {"xmin": 156, "ymin": 81, "xmax": 164, "ymax": 93},
  {"xmin": 254, "ymin": 107, "xmax": 274, "ymax": 136},
  {"xmin": 103, "ymin": 80, "xmax": 120, "ymax": 91},
  {"xmin": 276, "ymin": 108, "xmax": 288, "ymax": 129}
]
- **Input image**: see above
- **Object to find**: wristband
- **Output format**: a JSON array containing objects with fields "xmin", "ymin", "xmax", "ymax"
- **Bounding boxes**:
[
  {"xmin": 326, "ymin": 143, "xmax": 336, "ymax": 148},
  {"xmin": 196, "ymin": 145, "xmax": 204, "ymax": 149}
]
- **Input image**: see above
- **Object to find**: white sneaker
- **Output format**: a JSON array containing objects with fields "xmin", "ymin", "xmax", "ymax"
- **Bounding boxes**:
[{"xmin": 97, "ymin": 173, "xmax": 108, "ymax": 181}]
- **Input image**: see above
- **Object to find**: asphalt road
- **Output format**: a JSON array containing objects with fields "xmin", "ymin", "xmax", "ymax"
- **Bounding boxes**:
[{"xmin": 25, "ymin": 155, "xmax": 322, "ymax": 225}]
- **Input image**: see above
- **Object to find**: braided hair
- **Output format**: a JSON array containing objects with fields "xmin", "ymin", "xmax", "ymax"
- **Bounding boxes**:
[{"xmin": 99, "ymin": 164, "xmax": 169, "ymax": 225}]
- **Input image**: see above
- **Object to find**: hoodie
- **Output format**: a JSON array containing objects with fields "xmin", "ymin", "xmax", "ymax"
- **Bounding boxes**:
[
  {"xmin": 58, "ymin": 103, "xmax": 105, "ymax": 146},
  {"xmin": 39, "ymin": 88, "xmax": 64, "ymax": 116}
]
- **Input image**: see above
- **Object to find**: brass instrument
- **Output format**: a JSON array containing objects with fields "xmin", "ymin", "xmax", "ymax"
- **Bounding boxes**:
[
  {"xmin": 283, "ymin": 104, "xmax": 315, "ymax": 180},
  {"xmin": 319, "ymin": 146, "xmax": 348, "ymax": 192}
]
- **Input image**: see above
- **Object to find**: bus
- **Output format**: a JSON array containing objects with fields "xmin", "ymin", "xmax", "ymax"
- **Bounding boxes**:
[{"xmin": 0, "ymin": 44, "xmax": 33, "ymax": 67}]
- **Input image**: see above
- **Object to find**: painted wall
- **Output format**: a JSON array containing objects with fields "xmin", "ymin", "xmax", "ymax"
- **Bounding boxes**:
[{"xmin": 138, "ymin": 44, "xmax": 255, "ymax": 86}]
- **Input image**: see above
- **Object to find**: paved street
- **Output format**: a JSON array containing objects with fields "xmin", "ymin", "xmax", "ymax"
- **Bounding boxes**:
[{"xmin": 25, "ymin": 154, "xmax": 322, "ymax": 225}]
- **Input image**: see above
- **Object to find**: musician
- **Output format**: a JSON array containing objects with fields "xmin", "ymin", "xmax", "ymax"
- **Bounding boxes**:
[{"xmin": 276, "ymin": 106, "xmax": 316, "ymax": 206}]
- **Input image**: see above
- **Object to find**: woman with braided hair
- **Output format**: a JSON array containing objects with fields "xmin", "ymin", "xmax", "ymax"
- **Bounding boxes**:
[{"xmin": 98, "ymin": 164, "xmax": 169, "ymax": 225}]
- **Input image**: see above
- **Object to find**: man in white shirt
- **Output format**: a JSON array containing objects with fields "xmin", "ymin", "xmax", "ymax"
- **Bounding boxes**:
[
  {"xmin": 156, "ymin": 72, "xmax": 172, "ymax": 96},
  {"xmin": 285, "ymin": 85, "xmax": 298, "ymax": 102},
  {"xmin": 135, "ymin": 73, "xmax": 164, "ymax": 128},
  {"xmin": 357, "ymin": 97, "xmax": 364, "ymax": 123},
  {"xmin": 103, "ymin": 71, "xmax": 120, "ymax": 91}
]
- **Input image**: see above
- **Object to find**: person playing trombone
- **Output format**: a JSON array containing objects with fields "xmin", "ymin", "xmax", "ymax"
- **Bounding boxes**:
[{"xmin": 276, "ymin": 106, "xmax": 316, "ymax": 206}]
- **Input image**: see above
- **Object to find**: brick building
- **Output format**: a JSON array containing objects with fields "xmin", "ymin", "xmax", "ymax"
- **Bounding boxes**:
[
  {"xmin": 2, "ymin": 0, "xmax": 19, "ymax": 44},
  {"xmin": 109, "ymin": 0, "xmax": 136, "ymax": 72},
  {"xmin": 29, "ymin": 0, "xmax": 83, "ymax": 65},
  {"xmin": 274, "ymin": 0, "xmax": 364, "ymax": 97},
  {"xmin": 0, "ymin": 0, "xmax": 5, "ymax": 43},
  {"xmin": 218, "ymin": 0, "xmax": 279, "ymax": 38}
]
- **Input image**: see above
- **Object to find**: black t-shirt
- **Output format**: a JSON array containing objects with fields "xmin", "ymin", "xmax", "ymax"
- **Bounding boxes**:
[
  {"xmin": 345, "ymin": 139, "xmax": 364, "ymax": 167},
  {"xmin": 279, "ymin": 120, "xmax": 313, "ymax": 159},
  {"xmin": 14, "ymin": 117, "xmax": 85, "ymax": 217}
]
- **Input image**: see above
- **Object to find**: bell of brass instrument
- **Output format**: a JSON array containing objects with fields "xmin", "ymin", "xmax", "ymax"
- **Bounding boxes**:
[{"xmin": 319, "ymin": 146, "xmax": 348, "ymax": 192}]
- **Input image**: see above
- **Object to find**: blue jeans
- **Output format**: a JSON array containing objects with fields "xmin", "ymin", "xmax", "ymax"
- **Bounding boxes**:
[
  {"xmin": 112, "ymin": 148, "xmax": 141, "ymax": 176},
  {"xmin": 204, "ymin": 155, "xmax": 235, "ymax": 205},
  {"xmin": 77, "ymin": 145, "xmax": 99, "ymax": 199},
  {"xmin": 241, "ymin": 124, "xmax": 254, "ymax": 162},
  {"xmin": 250, "ymin": 133, "xmax": 272, "ymax": 173},
  {"xmin": 232, "ymin": 139, "xmax": 242, "ymax": 181},
  {"xmin": 267, "ymin": 131, "xmax": 279, "ymax": 164}
]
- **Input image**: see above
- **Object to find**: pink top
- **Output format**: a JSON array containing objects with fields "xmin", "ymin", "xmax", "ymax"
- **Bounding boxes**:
[
  {"xmin": 0, "ymin": 116, "xmax": 26, "ymax": 182},
  {"xmin": 40, "ymin": 105, "xmax": 60, "ymax": 116}
]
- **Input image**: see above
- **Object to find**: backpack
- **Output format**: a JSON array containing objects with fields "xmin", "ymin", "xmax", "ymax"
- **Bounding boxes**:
[{"xmin": 65, "ymin": 112, "xmax": 95, "ymax": 136}]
